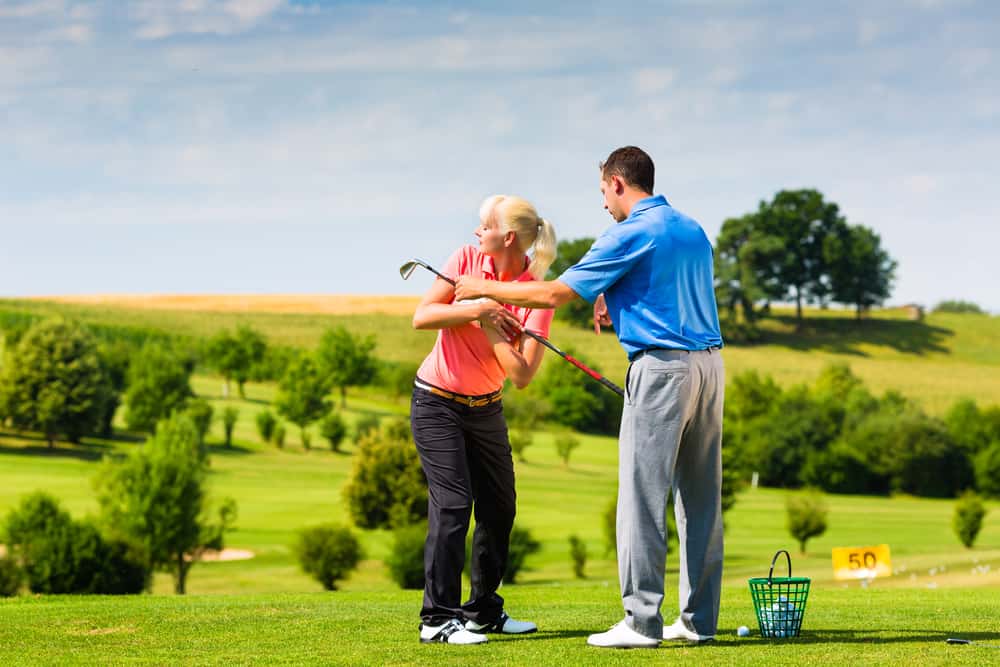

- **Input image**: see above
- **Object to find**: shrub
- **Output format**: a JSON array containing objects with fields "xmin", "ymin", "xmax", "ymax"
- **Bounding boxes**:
[
  {"xmin": 186, "ymin": 398, "xmax": 214, "ymax": 451},
  {"xmin": 386, "ymin": 522, "xmax": 427, "ymax": 589},
  {"xmin": 294, "ymin": 523, "xmax": 363, "ymax": 590},
  {"xmin": 342, "ymin": 426, "xmax": 427, "ymax": 529},
  {"xmin": 301, "ymin": 430, "xmax": 313, "ymax": 450},
  {"xmin": 255, "ymin": 410, "xmax": 277, "ymax": 442},
  {"xmin": 272, "ymin": 423, "xmax": 286, "ymax": 449},
  {"xmin": 0, "ymin": 556, "xmax": 23, "ymax": 597},
  {"xmin": 554, "ymin": 434, "xmax": 580, "ymax": 467},
  {"xmin": 531, "ymin": 349, "xmax": 621, "ymax": 435},
  {"xmin": 603, "ymin": 492, "xmax": 676, "ymax": 557},
  {"xmin": 953, "ymin": 491, "xmax": 987, "ymax": 548},
  {"xmin": 4, "ymin": 492, "xmax": 149, "ymax": 594},
  {"xmin": 220, "ymin": 407, "xmax": 239, "ymax": 448},
  {"xmin": 509, "ymin": 429, "xmax": 533, "ymax": 463},
  {"xmin": 975, "ymin": 442, "xmax": 1000, "ymax": 497},
  {"xmin": 379, "ymin": 361, "xmax": 420, "ymax": 398},
  {"xmin": 353, "ymin": 413, "xmax": 381, "ymax": 442},
  {"xmin": 124, "ymin": 342, "xmax": 193, "ymax": 433},
  {"xmin": 569, "ymin": 534, "xmax": 587, "ymax": 579},
  {"xmin": 274, "ymin": 356, "xmax": 331, "ymax": 446},
  {"xmin": 786, "ymin": 491, "xmax": 828, "ymax": 554},
  {"xmin": 319, "ymin": 412, "xmax": 348, "ymax": 452},
  {"xmin": 504, "ymin": 525, "xmax": 541, "ymax": 583},
  {"xmin": 933, "ymin": 300, "xmax": 985, "ymax": 314}
]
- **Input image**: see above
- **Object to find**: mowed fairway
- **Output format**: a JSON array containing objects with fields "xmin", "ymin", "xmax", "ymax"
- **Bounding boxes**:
[{"xmin": 2, "ymin": 296, "xmax": 1000, "ymax": 664}]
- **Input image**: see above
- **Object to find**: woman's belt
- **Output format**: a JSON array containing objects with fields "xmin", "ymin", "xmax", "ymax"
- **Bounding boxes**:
[{"xmin": 414, "ymin": 379, "xmax": 503, "ymax": 407}]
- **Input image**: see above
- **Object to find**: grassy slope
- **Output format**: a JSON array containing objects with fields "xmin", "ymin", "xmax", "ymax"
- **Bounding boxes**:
[{"xmin": 2, "ymin": 299, "xmax": 998, "ymax": 413}]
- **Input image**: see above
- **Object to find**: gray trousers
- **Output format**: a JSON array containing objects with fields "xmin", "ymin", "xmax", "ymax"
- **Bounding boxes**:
[{"xmin": 617, "ymin": 348, "xmax": 725, "ymax": 639}]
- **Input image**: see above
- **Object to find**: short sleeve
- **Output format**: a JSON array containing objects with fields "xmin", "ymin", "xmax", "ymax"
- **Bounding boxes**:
[
  {"xmin": 441, "ymin": 245, "xmax": 476, "ymax": 282},
  {"xmin": 523, "ymin": 307, "xmax": 554, "ymax": 339},
  {"xmin": 558, "ymin": 227, "xmax": 651, "ymax": 303}
]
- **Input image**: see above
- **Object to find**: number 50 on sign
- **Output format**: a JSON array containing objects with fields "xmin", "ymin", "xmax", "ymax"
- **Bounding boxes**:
[{"xmin": 832, "ymin": 544, "xmax": 892, "ymax": 580}]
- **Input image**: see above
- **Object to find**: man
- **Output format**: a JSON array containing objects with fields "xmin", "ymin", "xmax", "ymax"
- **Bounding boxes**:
[{"xmin": 454, "ymin": 146, "xmax": 725, "ymax": 649}]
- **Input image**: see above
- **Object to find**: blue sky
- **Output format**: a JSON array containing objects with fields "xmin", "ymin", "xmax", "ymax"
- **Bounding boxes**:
[{"xmin": 2, "ymin": 0, "xmax": 998, "ymax": 311}]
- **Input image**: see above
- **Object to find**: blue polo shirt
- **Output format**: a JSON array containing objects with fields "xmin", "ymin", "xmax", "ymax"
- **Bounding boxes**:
[{"xmin": 558, "ymin": 195, "xmax": 723, "ymax": 360}]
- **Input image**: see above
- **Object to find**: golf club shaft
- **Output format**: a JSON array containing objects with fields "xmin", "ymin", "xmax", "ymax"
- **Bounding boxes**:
[{"xmin": 403, "ymin": 259, "xmax": 625, "ymax": 397}]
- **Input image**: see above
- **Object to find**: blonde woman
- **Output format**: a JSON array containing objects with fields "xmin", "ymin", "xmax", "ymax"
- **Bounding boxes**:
[{"xmin": 410, "ymin": 195, "xmax": 557, "ymax": 645}]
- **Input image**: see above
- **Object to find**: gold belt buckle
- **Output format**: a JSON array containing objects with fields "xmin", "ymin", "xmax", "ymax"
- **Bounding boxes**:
[{"xmin": 469, "ymin": 397, "xmax": 489, "ymax": 408}]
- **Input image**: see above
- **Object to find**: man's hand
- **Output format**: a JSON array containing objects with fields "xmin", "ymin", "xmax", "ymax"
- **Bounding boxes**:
[
  {"xmin": 454, "ymin": 275, "xmax": 489, "ymax": 301},
  {"xmin": 593, "ymin": 293, "xmax": 612, "ymax": 334}
]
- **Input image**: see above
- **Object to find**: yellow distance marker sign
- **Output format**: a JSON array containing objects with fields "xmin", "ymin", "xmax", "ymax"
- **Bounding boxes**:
[{"xmin": 832, "ymin": 544, "xmax": 892, "ymax": 580}]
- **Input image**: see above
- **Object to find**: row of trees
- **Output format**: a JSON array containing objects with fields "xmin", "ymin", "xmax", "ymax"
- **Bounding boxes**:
[{"xmin": 724, "ymin": 363, "xmax": 1000, "ymax": 498}]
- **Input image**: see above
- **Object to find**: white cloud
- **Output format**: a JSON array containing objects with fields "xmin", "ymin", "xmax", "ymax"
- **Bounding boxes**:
[
  {"xmin": 129, "ymin": 0, "xmax": 284, "ymax": 39},
  {"xmin": 634, "ymin": 67, "xmax": 675, "ymax": 95}
]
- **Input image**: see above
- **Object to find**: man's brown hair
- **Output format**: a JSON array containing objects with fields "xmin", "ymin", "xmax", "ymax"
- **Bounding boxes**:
[{"xmin": 600, "ymin": 146, "xmax": 654, "ymax": 194}]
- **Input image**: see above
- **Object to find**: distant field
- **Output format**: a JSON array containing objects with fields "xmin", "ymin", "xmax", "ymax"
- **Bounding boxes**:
[{"xmin": 3, "ymin": 296, "xmax": 997, "ymax": 413}]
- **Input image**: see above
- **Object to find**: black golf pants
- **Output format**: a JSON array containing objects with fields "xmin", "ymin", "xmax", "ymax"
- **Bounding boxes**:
[{"xmin": 410, "ymin": 384, "xmax": 516, "ymax": 627}]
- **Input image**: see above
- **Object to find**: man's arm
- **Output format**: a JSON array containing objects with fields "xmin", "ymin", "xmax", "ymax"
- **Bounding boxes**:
[{"xmin": 454, "ymin": 276, "xmax": 580, "ymax": 309}]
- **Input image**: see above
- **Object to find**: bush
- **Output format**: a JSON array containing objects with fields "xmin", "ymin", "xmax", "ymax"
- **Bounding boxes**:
[
  {"xmin": 186, "ymin": 398, "xmax": 214, "ymax": 451},
  {"xmin": 319, "ymin": 412, "xmax": 348, "ymax": 452},
  {"xmin": 975, "ymin": 442, "xmax": 1000, "ymax": 497},
  {"xmin": 934, "ymin": 300, "xmax": 985, "ymax": 314},
  {"xmin": 353, "ymin": 413, "xmax": 381, "ymax": 442},
  {"xmin": 0, "ymin": 556, "xmax": 23, "ymax": 597},
  {"xmin": 953, "ymin": 491, "xmax": 987, "ymax": 548},
  {"xmin": 272, "ymin": 423, "xmax": 286, "ymax": 449},
  {"xmin": 221, "ymin": 407, "xmax": 239, "ymax": 448},
  {"xmin": 786, "ymin": 491, "xmax": 828, "ymax": 554},
  {"xmin": 504, "ymin": 525, "xmax": 541, "ymax": 583},
  {"xmin": 509, "ymin": 429, "xmax": 533, "ymax": 463},
  {"xmin": 124, "ymin": 343, "xmax": 193, "ymax": 433},
  {"xmin": 342, "ymin": 426, "xmax": 427, "ymax": 529},
  {"xmin": 255, "ymin": 410, "xmax": 277, "ymax": 442},
  {"xmin": 554, "ymin": 434, "xmax": 580, "ymax": 467},
  {"xmin": 294, "ymin": 523, "xmax": 363, "ymax": 590},
  {"xmin": 569, "ymin": 534, "xmax": 587, "ymax": 579},
  {"xmin": 4, "ymin": 492, "xmax": 149, "ymax": 594},
  {"xmin": 301, "ymin": 430, "xmax": 313, "ymax": 450},
  {"xmin": 379, "ymin": 360, "xmax": 420, "ymax": 398},
  {"xmin": 603, "ymin": 492, "xmax": 676, "ymax": 557},
  {"xmin": 386, "ymin": 522, "xmax": 426, "ymax": 590},
  {"xmin": 531, "ymin": 348, "xmax": 621, "ymax": 435}
]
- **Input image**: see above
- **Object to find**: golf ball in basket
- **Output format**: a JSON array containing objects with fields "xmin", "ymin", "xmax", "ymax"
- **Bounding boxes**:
[{"xmin": 737, "ymin": 625, "xmax": 750, "ymax": 637}]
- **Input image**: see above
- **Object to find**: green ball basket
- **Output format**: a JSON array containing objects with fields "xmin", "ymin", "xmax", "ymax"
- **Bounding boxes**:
[{"xmin": 748, "ymin": 550, "xmax": 811, "ymax": 638}]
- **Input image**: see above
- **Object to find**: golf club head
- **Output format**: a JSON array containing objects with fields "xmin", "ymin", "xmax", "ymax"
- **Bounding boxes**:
[{"xmin": 399, "ymin": 259, "xmax": 424, "ymax": 281}]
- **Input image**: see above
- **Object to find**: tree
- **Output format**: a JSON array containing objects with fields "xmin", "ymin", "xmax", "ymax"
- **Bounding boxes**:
[
  {"xmin": 342, "ymin": 426, "xmax": 427, "ymax": 529},
  {"xmin": 275, "ymin": 356, "xmax": 331, "ymax": 445},
  {"xmin": 546, "ymin": 237, "xmax": 598, "ymax": 328},
  {"xmin": 825, "ymin": 224, "xmax": 897, "ymax": 319},
  {"xmin": 185, "ymin": 398, "xmax": 214, "ymax": 453},
  {"xmin": 95, "ymin": 413, "xmax": 237, "ymax": 594},
  {"xmin": 786, "ymin": 491, "xmax": 828, "ymax": 554},
  {"xmin": 221, "ymin": 406, "xmax": 239, "ymax": 448},
  {"xmin": 714, "ymin": 214, "xmax": 782, "ymax": 323},
  {"xmin": 319, "ymin": 412, "xmax": 348, "ymax": 452},
  {"xmin": 294, "ymin": 523, "xmax": 363, "ymax": 591},
  {"xmin": 531, "ymin": 348, "xmax": 621, "ymax": 435},
  {"xmin": 555, "ymin": 434, "xmax": 580, "ymax": 467},
  {"xmin": 0, "ymin": 318, "xmax": 114, "ymax": 447},
  {"xmin": 316, "ymin": 327, "xmax": 377, "ymax": 408},
  {"xmin": 205, "ymin": 326, "xmax": 267, "ymax": 399},
  {"xmin": 123, "ymin": 343, "xmax": 193, "ymax": 433},
  {"xmin": 934, "ymin": 300, "xmax": 985, "ymax": 314}
]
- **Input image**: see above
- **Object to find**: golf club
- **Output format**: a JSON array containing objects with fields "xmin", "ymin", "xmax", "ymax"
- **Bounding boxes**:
[{"xmin": 400, "ymin": 258, "xmax": 625, "ymax": 397}]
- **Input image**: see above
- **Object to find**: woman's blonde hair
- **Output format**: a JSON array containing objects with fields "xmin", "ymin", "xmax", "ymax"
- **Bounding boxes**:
[{"xmin": 478, "ymin": 195, "xmax": 557, "ymax": 280}]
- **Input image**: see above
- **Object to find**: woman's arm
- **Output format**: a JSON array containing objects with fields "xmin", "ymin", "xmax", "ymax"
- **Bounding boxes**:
[
  {"xmin": 483, "ymin": 326, "xmax": 546, "ymax": 389},
  {"xmin": 412, "ymin": 277, "xmax": 521, "ymax": 337}
]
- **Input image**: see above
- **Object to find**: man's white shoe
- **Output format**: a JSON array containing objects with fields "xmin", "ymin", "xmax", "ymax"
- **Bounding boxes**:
[
  {"xmin": 662, "ymin": 618, "xmax": 714, "ymax": 643},
  {"xmin": 465, "ymin": 611, "xmax": 537, "ymax": 635},
  {"xmin": 587, "ymin": 620, "xmax": 661, "ymax": 648},
  {"xmin": 420, "ymin": 619, "xmax": 488, "ymax": 644}
]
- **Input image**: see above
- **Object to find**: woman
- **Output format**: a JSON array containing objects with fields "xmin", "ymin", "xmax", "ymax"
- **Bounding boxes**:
[{"xmin": 410, "ymin": 195, "xmax": 557, "ymax": 645}]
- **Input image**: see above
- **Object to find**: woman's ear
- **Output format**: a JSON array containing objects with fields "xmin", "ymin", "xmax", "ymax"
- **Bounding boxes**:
[{"xmin": 504, "ymin": 230, "xmax": 517, "ymax": 248}]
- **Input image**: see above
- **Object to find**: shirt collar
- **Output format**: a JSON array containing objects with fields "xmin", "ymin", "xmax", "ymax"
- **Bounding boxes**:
[{"xmin": 628, "ymin": 194, "xmax": 669, "ymax": 217}]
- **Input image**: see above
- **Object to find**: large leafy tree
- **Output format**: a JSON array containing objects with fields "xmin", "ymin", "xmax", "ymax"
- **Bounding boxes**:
[
  {"xmin": 0, "ymin": 318, "xmax": 114, "ymax": 447},
  {"xmin": 95, "ymin": 413, "xmax": 236, "ymax": 594},
  {"xmin": 316, "ymin": 327, "xmax": 377, "ymax": 408},
  {"xmin": 546, "ymin": 237, "xmax": 598, "ymax": 328},
  {"xmin": 275, "ymin": 355, "xmax": 332, "ymax": 443},
  {"xmin": 123, "ymin": 343, "xmax": 193, "ymax": 433},
  {"xmin": 824, "ymin": 224, "xmax": 897, "ymax": 320},
  {"xmin": 205, "ymin": 326, "xmax": 267, "ymax": 398},
  {"xmin": 714, "ymin": 215, "xmax": 783, "ymax": 323}
]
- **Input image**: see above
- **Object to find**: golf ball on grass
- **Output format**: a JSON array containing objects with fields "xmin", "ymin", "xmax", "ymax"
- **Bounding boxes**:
[{"xmin": 737, "ymin": 625, "xmax": 750, "ymax": 637}]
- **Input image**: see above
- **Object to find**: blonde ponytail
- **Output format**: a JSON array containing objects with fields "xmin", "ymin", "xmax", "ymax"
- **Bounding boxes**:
[{"xmin": 479, "ymin": 195, "xmax": 559, "ymax": 280}]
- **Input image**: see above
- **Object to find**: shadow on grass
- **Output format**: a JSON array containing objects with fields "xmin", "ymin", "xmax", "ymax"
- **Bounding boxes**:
[
  {"xmin": 752, "ymin": 315, "xmax": 953, "ymax": 357},
  {"xmin": 750, "ymin": 628, "xmax": 1000, "ymax": 645},
  {"xmin": 206, "ymin": 442, "xmax": 255, "ymax": 456},
  {"xmin": 0, "ymin": 437, "xmax": 111, "ymax": 462}
]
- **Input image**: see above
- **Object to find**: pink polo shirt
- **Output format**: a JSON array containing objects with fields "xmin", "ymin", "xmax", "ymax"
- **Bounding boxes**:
[{"xmin": 416, "ymin": 245, "xmax": 555, "ymax": 396}]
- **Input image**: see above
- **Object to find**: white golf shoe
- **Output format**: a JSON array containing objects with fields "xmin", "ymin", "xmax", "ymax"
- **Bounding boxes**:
[
  {"xmin": 465, "ymin": 611, "xmax": 537, "ymax": 635},
  {"xmin": 662, "ymin": 617, "xmax": 715, "ymax": 643},
  {"xmin": 419, "ymin": 619, "xmax": 488, "ymax": 645},
  {"xmin": 586, "ymin": 620, "xmax": 661, "ymax": 648}
]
